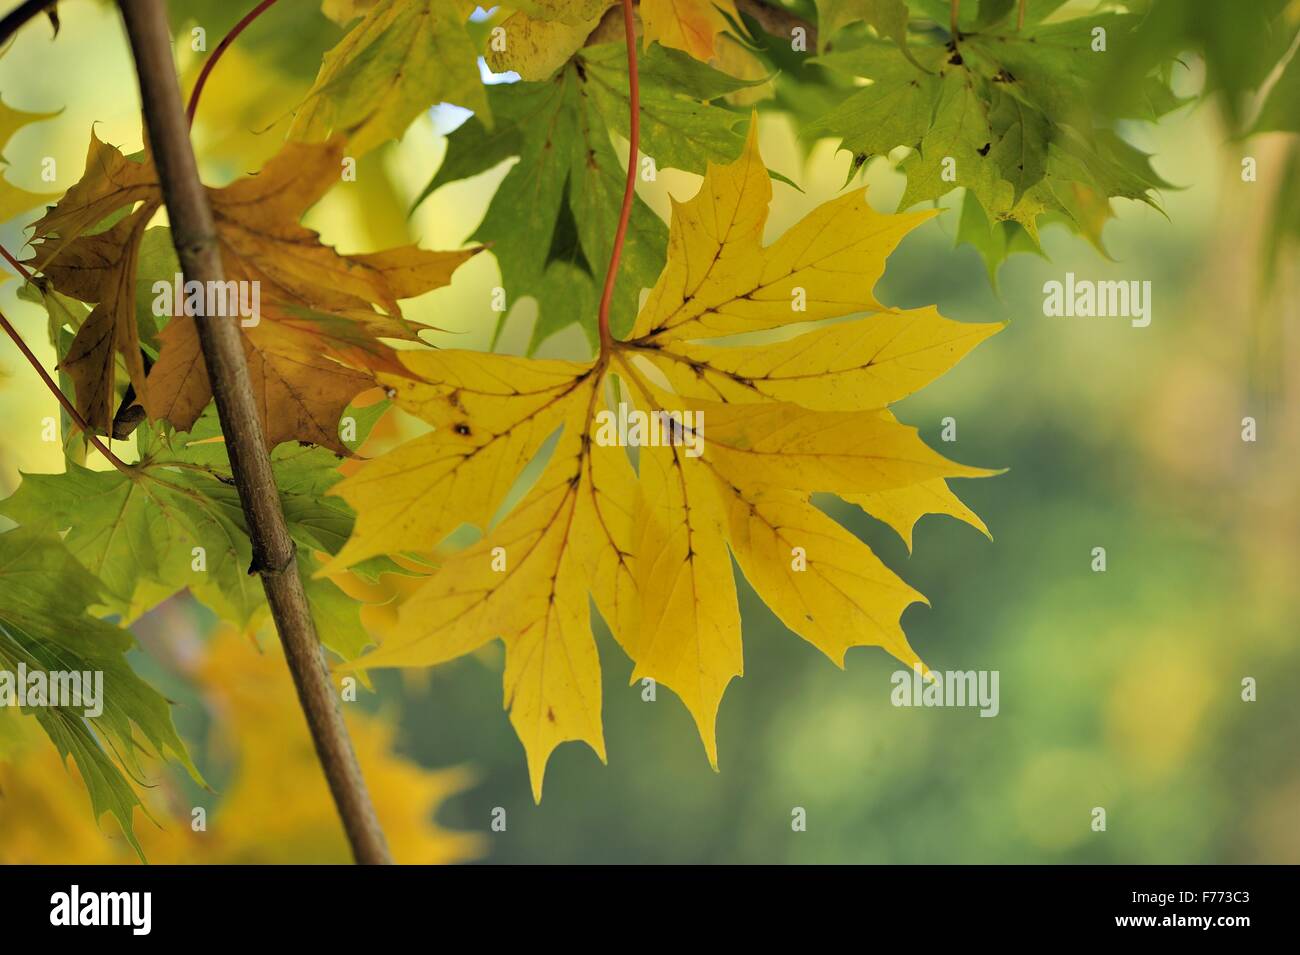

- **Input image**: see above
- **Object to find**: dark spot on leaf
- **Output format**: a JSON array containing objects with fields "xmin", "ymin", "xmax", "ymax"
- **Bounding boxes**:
[
  {"xmin": 454, "ymin": 423, "xmax": 471, "ymax": 436},
  {"xmin": 948, "ymin": 52, "xmax": 963, "ymax": 65},
  {"xmin": 977, "ymin": 142, "xmax": 991, "ymax": 156},
  {"xmin": 547, "ymin": 707, "xmax": 556, "ymax": 722}
]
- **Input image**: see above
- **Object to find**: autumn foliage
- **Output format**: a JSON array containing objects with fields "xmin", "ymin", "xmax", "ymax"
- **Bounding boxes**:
[{"xmin": 1, "ymin": 0, "xmax": 1296, "ymax": 860}]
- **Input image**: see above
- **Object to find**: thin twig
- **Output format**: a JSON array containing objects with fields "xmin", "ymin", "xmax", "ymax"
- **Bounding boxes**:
[
  {"xmin": 597, "ymin": 0, "xmax": 640, "ymax": 354},
  {"xmin": 116, "ymin": 0, "xmax": 392, "ymax": 865},
  {"xmin": 186, "ymin": 0, "xmax": 279, "ymax": 127},
  {"xmin": 0, "ymin": 305, "xmax": 132, "ymax": 474},
  {"xmin": 0, "ymin": 241, "xmax": 132, "ymax": 471},
  {"xmin": 0, "ymin": 242, "xmax": 33, "ymax": 280},
  {"xmin": 0, "ymin": 0, "xmax": 59, "ymax": 46}
]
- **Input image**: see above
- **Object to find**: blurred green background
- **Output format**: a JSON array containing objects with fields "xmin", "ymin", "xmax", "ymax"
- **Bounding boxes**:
[{"xmin": 1, "ymin": 0, "xmax": 1297, "ymax": 863}]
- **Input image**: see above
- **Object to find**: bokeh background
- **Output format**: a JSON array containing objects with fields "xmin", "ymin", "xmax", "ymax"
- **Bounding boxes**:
[{"xmin": 1, "ymin": 0, "xmax": 1297, "ymax": 863}]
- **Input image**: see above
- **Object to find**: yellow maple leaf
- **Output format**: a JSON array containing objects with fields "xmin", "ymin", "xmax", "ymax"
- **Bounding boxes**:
[
  {"xmin": 325, "ymin": 121, "xmax": 1000, "ymax": 799},
  {"xmin": 486, "ymin": 3, "xmax": 615, "ymax": 81},
  {"xmin": 483, "ymin": 1, "xmax": 763, "ymax": 86},
  {"xmin": 28, "ymin": 133, "xmax": 478, "ymax": 450},
  {"xmin": 0, "ymin": 97, "xmax": 62, "ymax": 226},
  {"xmin": 641, "ymin": 0, "xmax": 740, "ymax": 62},
  {"xmin": 846, "ymin": 475, "xmax": 991, "ymax": 553}
]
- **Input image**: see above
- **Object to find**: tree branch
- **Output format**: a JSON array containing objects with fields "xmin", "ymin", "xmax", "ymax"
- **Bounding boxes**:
[{"xmin": 116, "ymin": 0, "xmax": 392, "ymax": 865}]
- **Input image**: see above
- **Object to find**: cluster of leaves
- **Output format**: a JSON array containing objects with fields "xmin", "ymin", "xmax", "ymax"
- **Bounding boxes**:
[
  {"xmin": 807, "ymin": 1, "xmax": 1184, "ymax": 283},
  {"xmin": 1, "ymin": 408, "xmax": 385, "ymax": 650},
  {"xmin": 278, "ymin": 0, "xmax": 1300, "ymax": 348},
  {"xmin": 0, "ymin": 392, "xmax": 405, "ymax": 846},
  {"xmin": 797, "ymin": 0, "xmax": 1299, "ymax": 283},
  {"xmin": 24, "ymin": 131, "xmax": 477, "ymax": 447},
  {"xmin": 0, "ymin": 527, "xmax": 199, "ymax": 859},
  {"xmin": 0, "ymin": 94, "xmax": 470, "ymax": 844}
]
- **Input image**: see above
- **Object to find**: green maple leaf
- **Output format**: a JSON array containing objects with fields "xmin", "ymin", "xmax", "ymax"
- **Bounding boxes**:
[
  {"xmin": 491, "ymin": 66, "xmax": 658, "ymax": 350},
  {"xmin": 414, "ymin": 44, "xmax": 759, "ymax": 350},
  {"xmin": 816, "ymin": 0, "xmax": 922, "ymax": 67},
  {"xmin": 581, "ymin": 44, "xmax": 759, "ymax": 171},
  {"xmin": 0, "ymin": 411, "xmax": 379, "ymax": 662},
  {"xmin": 896, "ymin": 68, "xmax": 1012, "ymax": 216},
  {"xmin": 0, "ymin": 528, "xmax": 201, "ymax": 859},
  {"xmin": 803, "ymin": 42, "xmax": 942, "ymax": 168},
  {"xmin": 985, "ymin": 91, "xmax": 1050, "ymax": 205}
]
